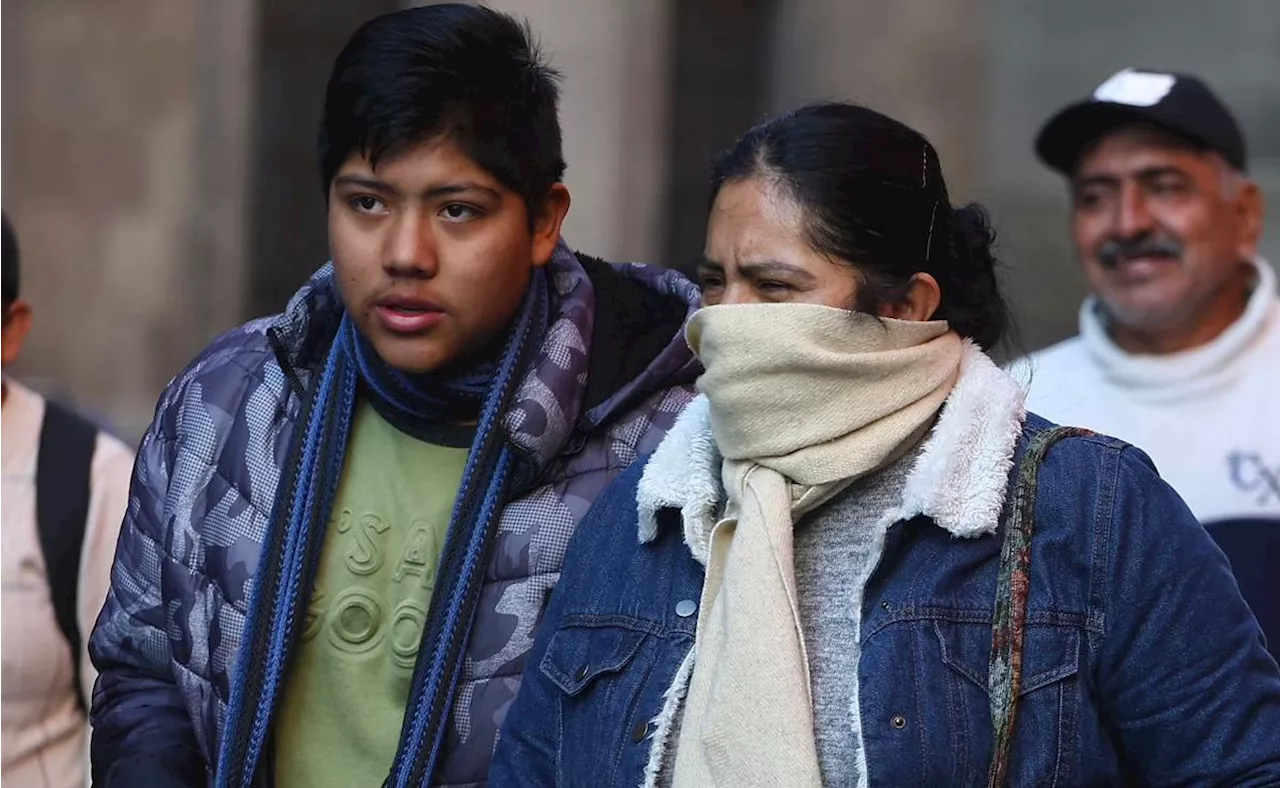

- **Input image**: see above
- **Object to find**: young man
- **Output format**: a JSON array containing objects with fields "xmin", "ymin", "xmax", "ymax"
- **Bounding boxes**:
[
  {"xmin": 88, "ymin": 6, "xmax": 700, "ymax": 787},
  {"xmin": 2, "ymin": 214, "xmax": 134, "ymax": 787}
]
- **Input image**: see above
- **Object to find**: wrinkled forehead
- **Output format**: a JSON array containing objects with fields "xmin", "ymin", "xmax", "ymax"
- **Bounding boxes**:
[{"xmin": 704, "ymin": 177, "xmax": 810, "ymax": 259}]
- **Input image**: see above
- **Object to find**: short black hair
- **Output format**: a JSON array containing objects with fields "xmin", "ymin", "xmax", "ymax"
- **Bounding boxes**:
[
  {"xmin": 2, "ymin": 213, "xmax": 18, "ymax": 313},
  {"xmin": 711, "ymin": 102, "xmax": 1010, "ymax": 350},
  {"xmin": 319, "ymin": 4, "xmax": 565, "ymax": 215}
]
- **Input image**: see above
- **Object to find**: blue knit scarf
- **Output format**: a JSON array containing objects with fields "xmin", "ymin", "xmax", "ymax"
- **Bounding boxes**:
[{"xmin": 216, "ymin": 268, "xmax": 550, "ymax": 788}]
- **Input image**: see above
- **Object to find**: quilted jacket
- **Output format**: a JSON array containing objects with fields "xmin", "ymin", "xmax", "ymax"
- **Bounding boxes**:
[{"xmin": 88, "ymin": 248, "xmax": 701, "ymax": 787}]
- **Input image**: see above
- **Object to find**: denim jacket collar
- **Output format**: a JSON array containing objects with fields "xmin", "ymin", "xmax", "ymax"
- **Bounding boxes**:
[{"xmin": 637, "ymin": 341, "xmax": 1028, "ymax": 561}]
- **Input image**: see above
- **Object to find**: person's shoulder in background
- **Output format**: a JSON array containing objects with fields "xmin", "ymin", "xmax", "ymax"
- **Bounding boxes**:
[{"xmin": 1008, "ymin": 334, "xmax": 1099, "ymax": 418}]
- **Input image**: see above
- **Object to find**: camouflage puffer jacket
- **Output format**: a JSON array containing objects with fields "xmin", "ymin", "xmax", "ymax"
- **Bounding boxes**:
[{"xmin": 88, "ymin": 247, "xmax": 701, "ymax": 787}]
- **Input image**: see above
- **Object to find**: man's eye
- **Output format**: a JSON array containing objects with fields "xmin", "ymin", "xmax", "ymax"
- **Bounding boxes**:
[
  {"xmin": 699, "ymin": 275, "xmax": 724, "ymax": 290},
  {"xmin": 440, "ymin": 203, "xmax": 479, "ymax": 222},
  {"xmin": 1074, "ymin": 191, "xmax": 1104, "ymax": 210},
  {"xmin": 1150, "ymin": 179, "xmax": 1187, "ymax": 197},
  {"xmin": 758, "ymin": 280, "xmax": 790, "ymax": 293},
  {"xmin": 349, "ymin": 196, "xmax": 385, "ymax": 214}
]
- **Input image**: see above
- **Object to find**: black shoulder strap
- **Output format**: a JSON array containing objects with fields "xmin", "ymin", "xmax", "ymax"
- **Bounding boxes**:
[{"xmin": 36, "ymin": 399, "xmax": 98, "ymax": 714}]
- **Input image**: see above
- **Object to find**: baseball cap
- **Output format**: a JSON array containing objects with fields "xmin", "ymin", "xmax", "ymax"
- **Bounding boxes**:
[{"xmin": 1035, "ymin": 68, "xmax": 1247, "ymax": 175}]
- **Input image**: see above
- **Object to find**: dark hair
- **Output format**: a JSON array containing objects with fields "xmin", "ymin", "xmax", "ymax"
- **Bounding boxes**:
[
  {"xmin": 318, "ymin": 4, "xmax": 566, "ymax": 216},
  {"xmin": 2, "ymin": 213, "xmax": 18, "ymax": 313},
  {"xmin": 711, "ymin": 102, "xmax": 1009, "ymax": 350}
]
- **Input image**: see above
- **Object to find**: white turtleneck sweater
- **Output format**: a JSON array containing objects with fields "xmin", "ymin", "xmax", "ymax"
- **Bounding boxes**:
[
  {"xmin": 1020, "ymin": 257, "xmax": 1280, "ymax": 525},
  {"xmin": 2, "ymin": 379, "xmax": 134, "ymax": 788}
]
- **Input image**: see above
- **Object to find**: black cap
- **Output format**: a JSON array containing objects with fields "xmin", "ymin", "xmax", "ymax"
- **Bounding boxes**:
[
  {"xmin": 0, "ymin": 212, "xmax": 17, "ymax": 308},
  {"xmin": 1035, "ymin": 68, "xmax": 1247, "ymax": 175}
]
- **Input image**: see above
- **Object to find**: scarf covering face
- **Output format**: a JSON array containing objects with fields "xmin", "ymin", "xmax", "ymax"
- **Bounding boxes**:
[
  {"xmin": 671, "ymin": 302, "xmax": 962, "ymax": 787},
  {"xmin": 217, "ymin": 267, "xmax": 551, "ymax": 788}
]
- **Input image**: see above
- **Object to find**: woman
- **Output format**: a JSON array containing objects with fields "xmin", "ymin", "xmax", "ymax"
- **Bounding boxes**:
[{"xmin": 490, "ymin": 103, "xmax": 1280, "ymax": 787}]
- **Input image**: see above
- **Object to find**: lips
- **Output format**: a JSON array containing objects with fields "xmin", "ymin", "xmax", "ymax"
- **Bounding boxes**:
[
  {"xmin": 1107, "ymin": 256, "xmax": 1179, "ymax": 283},
  {"xmin": 374, "ymin": 296, "xmax": 445, "ymax": 335}
]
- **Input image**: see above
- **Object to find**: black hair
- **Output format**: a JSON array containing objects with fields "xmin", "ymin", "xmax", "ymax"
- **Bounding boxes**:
[
  {"xmin": 2, "ymin": 213, "xmax": 18, "ymax": 314},
  {"xmin": 711, "ymin": 102, "xmax": 1010, "ymax": 350},
  {"xmin": 318, "ymin": 3, "xmax": 566, "ymax": 216}
]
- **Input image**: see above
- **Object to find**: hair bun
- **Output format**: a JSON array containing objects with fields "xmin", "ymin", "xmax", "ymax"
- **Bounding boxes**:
[
  {"xmin": 940, "ymin": 202, "xmax": 1007, "ymax": 350},
  {"xmin": 950, "ymin": 203, "xmax": 997, "ymax": 279}
]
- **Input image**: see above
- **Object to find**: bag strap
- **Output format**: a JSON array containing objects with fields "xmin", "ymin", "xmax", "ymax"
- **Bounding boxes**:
[
  {"xmin": 36, "ymin": 398, "xmax": 98, "ymax": 714},
  {"xmin": 987, "ymin": 426, "xmax": 1091, "ymax": 788}
]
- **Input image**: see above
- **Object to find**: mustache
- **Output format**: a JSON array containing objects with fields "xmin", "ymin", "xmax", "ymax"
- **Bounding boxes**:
[{"xmin": 1096, "ymin": 234, "xmax": 1184, "ymax": 269}]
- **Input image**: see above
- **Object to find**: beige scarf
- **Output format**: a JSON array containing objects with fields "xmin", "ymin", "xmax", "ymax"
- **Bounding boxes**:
[{"xmin": 671, "ymin": 302, "xmax": 963, "ymax": 787}]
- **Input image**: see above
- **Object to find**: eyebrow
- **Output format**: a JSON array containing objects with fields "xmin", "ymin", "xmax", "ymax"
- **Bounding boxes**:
[
  {"xmin": 331, "ymin": 175, "xmax": 502, "ymax": 201},
  {"xmin": 740, "ymin": 259, "xmax": 817, "ymax": 282},
  {"xmin": 697, "ymin": 257, "xmax": 817, "ymax": 283}
]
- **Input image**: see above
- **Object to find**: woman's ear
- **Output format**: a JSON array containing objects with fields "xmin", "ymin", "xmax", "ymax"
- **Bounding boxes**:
[{"xmin": 878, "ymin": 273, "xmax": 941, "ymax": 322}]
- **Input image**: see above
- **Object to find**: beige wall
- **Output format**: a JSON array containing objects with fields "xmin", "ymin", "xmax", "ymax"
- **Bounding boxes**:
[{"xmin": 3, "ymin": 0, "xmax": 256, "ymax": 439}]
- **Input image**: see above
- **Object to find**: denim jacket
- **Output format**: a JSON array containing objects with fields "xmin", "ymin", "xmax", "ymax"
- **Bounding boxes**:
[{"xmin": 491, "ymin": 345, "xmax": 1280, "ymax": 787}]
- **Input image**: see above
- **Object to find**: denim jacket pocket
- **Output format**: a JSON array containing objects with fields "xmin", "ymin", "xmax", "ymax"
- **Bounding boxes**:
[
  {"xmin": 538, "ymin": 614, "xmax": 668, "ymax": 787},
  {"xmin": 933, "ymin": 619, "xmax": 1083, "ymax": 787},
  {"xmin": 540, "ymin": 614, "xmax": 651, "ymax": 696}
]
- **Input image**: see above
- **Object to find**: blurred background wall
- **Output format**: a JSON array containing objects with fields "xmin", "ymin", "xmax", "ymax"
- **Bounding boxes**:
[{"xmin": 4, "ymin": 0, "xmax": 1278, "ymax": 441}]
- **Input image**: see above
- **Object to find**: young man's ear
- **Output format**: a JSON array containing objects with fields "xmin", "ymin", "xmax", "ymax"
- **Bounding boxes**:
[
  {"xmin": 2, "ymin": 300, "xmax": 34, "ymax": 367},
  {"xmin": 531, "ymin": 184, "xmax": 571, "ymax": 268}
]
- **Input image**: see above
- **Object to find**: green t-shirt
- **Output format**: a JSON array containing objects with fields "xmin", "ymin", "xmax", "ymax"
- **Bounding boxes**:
[{"xmin": 274, "ymin": 398, "xmax": 471, "ymax": 787}]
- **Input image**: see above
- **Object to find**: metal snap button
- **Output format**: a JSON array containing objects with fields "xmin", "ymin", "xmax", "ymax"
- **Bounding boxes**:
[
  {"xmin": 881, "ymin": 601, "xmax": 890, "ymax": 611},
  {"xmin": 576, "ymin": 665, "xmax": 589, "ymax": 680},
  {"xmin": 891, "ymin": 715, "xmax": 907, "ymax": 729},
  {"xmin": 632, "ymin": 720, "xmax": 650, "ymax": 742},
  {"xmin": 676, "ymin": 599, "xmax": 697, "ymax": 618}
]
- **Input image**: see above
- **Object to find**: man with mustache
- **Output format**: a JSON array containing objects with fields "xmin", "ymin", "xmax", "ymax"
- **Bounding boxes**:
[{"xmin": 1024, "ymin": 68, "xmax": 1278, "ymax": 645}]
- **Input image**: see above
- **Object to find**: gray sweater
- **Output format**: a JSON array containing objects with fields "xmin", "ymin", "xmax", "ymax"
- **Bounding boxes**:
[{"xmin": 793, "ymin": 447, "xmax": 917, "ymax": 786}]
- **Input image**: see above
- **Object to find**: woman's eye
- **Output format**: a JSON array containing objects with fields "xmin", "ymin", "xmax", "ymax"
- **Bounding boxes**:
[
  {"xmin": 758, "ymin": 280, "xmax": 790, "ymax": 293},
  {"xmin": 699, "ymin": 275, "xmax": 724, "ymax": 290}
]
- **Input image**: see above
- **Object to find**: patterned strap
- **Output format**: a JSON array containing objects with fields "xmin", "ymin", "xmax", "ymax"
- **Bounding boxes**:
[{"xmin": 987, "ymin": 426, "xmax": 1091, "ymax": 788}]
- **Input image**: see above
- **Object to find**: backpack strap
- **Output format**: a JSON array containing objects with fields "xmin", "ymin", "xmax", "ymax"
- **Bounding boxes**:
[
  {"xmin": 987, "ymin": 425, "xmax": 1092, "ymax": 788},
  {"xmin": 36, "ymin": 399, "xmax": 98, "ymax": 714}
]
